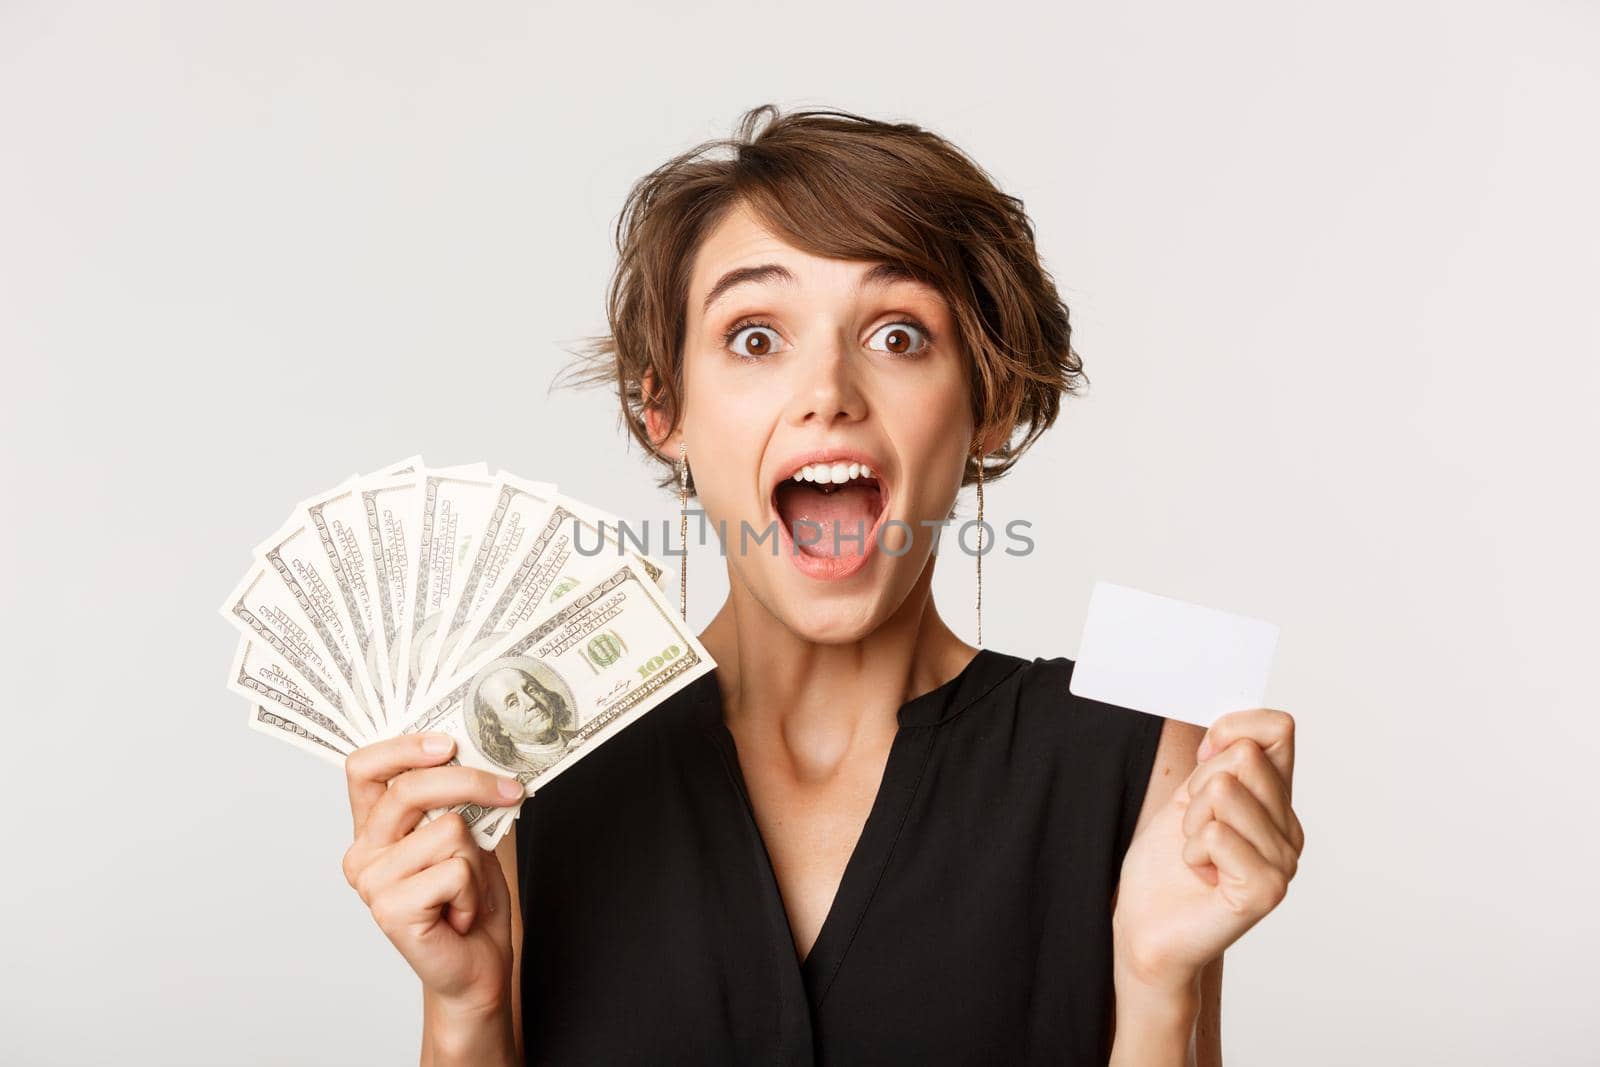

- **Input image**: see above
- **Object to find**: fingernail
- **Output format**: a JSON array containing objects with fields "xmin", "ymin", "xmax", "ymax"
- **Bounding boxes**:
[
  {"xmin": 1196, "ymin": 734, "xmax": 1214, "ymax": 761},
  {"xmin": 497, "ymin": 777, "xmax": 523, "ymax": 802},
  {"xmin": 422, "ymin": 734, "xmax": 453, "ymax": 755}
]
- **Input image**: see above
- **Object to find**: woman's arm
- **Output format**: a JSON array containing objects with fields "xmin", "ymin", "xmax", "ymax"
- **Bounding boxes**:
[
  {"xmin": 1110, "ymin": 718, "xmax": 1219, "ymax": 1066},
  {"xmin": 417, "ymin": 832, "xmax": 523, "ymax": 1065},
  {"xmin": 1110, "ymin": 711, "xmax": 1303, "ymax": 1067},
  {"xmin": 500, "ymin": 832, "xmax": 525, "ymax": 1058},
  {"xmin": 338, "ymin": 735, "xmax": 523, "ymax": 1067}
]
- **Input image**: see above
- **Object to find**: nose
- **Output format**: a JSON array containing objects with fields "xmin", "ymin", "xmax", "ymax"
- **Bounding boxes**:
[{"xmin": 783, "ymin": 329, "xmax": 868, "ymax": 428}]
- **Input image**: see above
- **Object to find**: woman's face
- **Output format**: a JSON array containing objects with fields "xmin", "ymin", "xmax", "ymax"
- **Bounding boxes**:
[{"xmin": 674, "ymin": 202, "xmax": 975, "ymax": 642}]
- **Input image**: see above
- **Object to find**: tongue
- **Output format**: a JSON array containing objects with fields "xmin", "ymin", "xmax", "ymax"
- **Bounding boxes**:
[{"xmin": 774, "ymin": 482, "xmax": 880, "ymax": 558}]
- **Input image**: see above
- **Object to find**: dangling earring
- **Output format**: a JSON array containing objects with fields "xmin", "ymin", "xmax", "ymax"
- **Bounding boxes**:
[
  {"xmin": 974, "ymin": 448, "xmax": 984, "ymax": 647},
  {"xmin": 678, "ymin": 440, "xmax": 689, "ymax": 621}
]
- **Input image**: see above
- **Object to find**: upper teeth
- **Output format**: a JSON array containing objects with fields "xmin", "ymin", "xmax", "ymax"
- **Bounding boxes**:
[{"xmin": 792, "ymin": 461, "xmax": 875, "ymax": 484}]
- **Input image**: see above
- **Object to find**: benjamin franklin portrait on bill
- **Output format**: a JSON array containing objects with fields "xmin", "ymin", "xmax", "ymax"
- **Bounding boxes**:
[{"xmin": 464, "ymin": 655, "xmax": 578, "ymax": 773}]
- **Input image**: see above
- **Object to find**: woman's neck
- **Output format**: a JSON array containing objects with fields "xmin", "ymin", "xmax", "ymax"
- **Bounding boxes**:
[{"xmin": 696, "ymin": 557, "xmax": 977, "ymax": 783}]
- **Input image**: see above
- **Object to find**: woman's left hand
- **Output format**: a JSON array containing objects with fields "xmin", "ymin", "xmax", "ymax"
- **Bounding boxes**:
[{"xmin": 1113, "ymin": 708, "xmax": 1304, "ymax": 995}]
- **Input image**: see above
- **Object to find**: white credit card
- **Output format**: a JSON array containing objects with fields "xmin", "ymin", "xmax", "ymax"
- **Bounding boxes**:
[{"xmin": 1068, "ymin": 581, "xmax": 1279, "ymax": 728}]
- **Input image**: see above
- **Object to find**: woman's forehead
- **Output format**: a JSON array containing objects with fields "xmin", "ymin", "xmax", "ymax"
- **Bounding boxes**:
[
  {"xmin": 694, "ymin": 202, "xmax": 787, "ymax": 272},
  {"xmin": 692, "ymin": 206, "xmax": 943, "ymax": 316}
]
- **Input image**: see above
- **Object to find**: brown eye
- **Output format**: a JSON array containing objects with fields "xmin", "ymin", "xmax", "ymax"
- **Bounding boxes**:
[
  {"xmin": 867, "ymin": 322, "xmax": 930, "ymax": 357},
  {"xmin": 726, "ymin": 323, "xmax": 783, "ymax": 359}
]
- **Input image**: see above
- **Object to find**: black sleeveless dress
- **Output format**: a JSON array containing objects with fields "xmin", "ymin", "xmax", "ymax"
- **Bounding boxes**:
[{"xmin": 513, "ymin": 648, "xmax": 1166, "ymax": 1065}]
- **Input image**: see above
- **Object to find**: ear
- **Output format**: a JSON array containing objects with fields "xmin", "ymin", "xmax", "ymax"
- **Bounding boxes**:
[{"xmin": 640, "ymin": 369, "xmax": 682, "ymax": 458}]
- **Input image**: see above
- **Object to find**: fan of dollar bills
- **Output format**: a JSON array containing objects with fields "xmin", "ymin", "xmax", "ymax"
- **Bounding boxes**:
[{"xmin": 219, "ymin": 456, "xmax": 715, "ymax": 848}]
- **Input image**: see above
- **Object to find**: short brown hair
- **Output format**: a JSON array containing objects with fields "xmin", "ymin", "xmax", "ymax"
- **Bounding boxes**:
[{"xmin": 559, "ymin": 103, "xmax": 1084, "ymax": 493}]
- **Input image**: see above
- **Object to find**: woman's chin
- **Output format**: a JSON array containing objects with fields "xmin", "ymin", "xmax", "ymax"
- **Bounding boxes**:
[{"xmin": 762, "ymin": 578, "xmax": 894, "ymax": 645}]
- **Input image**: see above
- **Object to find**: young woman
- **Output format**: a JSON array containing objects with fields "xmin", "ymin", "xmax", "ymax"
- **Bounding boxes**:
[{"xmin": 338, "ymin": 105, "xmax": 1303, "ymax": 1065}]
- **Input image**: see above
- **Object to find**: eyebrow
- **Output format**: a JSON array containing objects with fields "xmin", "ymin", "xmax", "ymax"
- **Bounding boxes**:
[{"xmin": 700, "ymin": 261, "xmax": 929, "ymax": 314}]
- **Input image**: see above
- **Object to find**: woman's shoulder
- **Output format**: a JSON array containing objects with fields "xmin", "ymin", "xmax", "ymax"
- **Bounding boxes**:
[
  {"xmin": 951, "ymin": 649, "xmax": 1169, "ymax": 790},
  {"xmin": 931, "ymin": 649, "xmax": 1176, "ymax": 854},
  {"xmin": 959, "ymin": 647, "xmax": 1168, "ymax": 746}
]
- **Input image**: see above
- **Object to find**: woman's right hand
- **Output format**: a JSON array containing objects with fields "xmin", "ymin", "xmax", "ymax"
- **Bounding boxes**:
[{"xmin": 341, "ymin": 733, "xmax": 525, "ymax": 1021}]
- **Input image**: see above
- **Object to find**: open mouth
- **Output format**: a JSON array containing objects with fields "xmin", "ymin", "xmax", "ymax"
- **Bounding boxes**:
[{"xmin": 771, "ymin": 459, "xmax": 887, "ymax": 564}]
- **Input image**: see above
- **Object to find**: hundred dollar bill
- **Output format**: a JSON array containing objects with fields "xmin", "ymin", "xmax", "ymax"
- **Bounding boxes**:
[
  {"xmin": 229, "ymin": 636, "xmax": 361, "ymax": 754},
  {"xmin": 554, "ymin": 489, "xmax": 670, "ymax": 592},
  {"xmin": 368, "ymin": 454, "xmax": 423, "ymax": 478},
  {"xmin": 432, "ymin": 503, "xmax": 622, "ymax": 695},
  {"xmin": 303, "ymin": 476, "xmax": 395, "ymax": 724},
  {"xmin": 428, "ymin": 477, "xmax": 670, "ymax": 696},
  {"xmin": 248, "ymin": 704, "xmax": 348, "ymax": 766},
  {"xmin": 220, "ymin": 562, "xmax": 377, "ymax": 743},
  {"xmin": 400, "ymin": 558, "xmax": 715, "ymax": 848},
  {"xmin": 355, "ymin": 472, "xmax": 423, "ymax": 713},
  {"xmin": 423, "ymin": 476, "xmax": 558, "ymax": 693},
  {"xmin": 351, "ymin": 462, "xmax": 492, "ymax": 717},
  {"xmin": 256, "ymin": 507, "xmax": 385, "ymax": 736},
  {"xmin": 302, "ymin": 455, "xmax": 444, "ymax": 721},
  {"xmin": 400, "ymin": 469, "xmax": 498, "ymax": 709}
]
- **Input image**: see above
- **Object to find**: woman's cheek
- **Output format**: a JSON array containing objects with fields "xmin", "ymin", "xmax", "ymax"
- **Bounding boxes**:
[{"xmin": 687, "ymin": 463, "xmax": 745, "ymax": 556}]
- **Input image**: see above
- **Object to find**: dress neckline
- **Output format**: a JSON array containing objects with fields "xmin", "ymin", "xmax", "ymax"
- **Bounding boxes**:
[{"xmin": 693, "ymin": 646, "xmax": 1028, "ymax": 1009}]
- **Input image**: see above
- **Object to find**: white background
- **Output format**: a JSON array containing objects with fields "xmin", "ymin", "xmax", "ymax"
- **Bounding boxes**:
[{"xmin": 3, "ymin": 2, "xmax": 1596, "ymax": 1063}]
